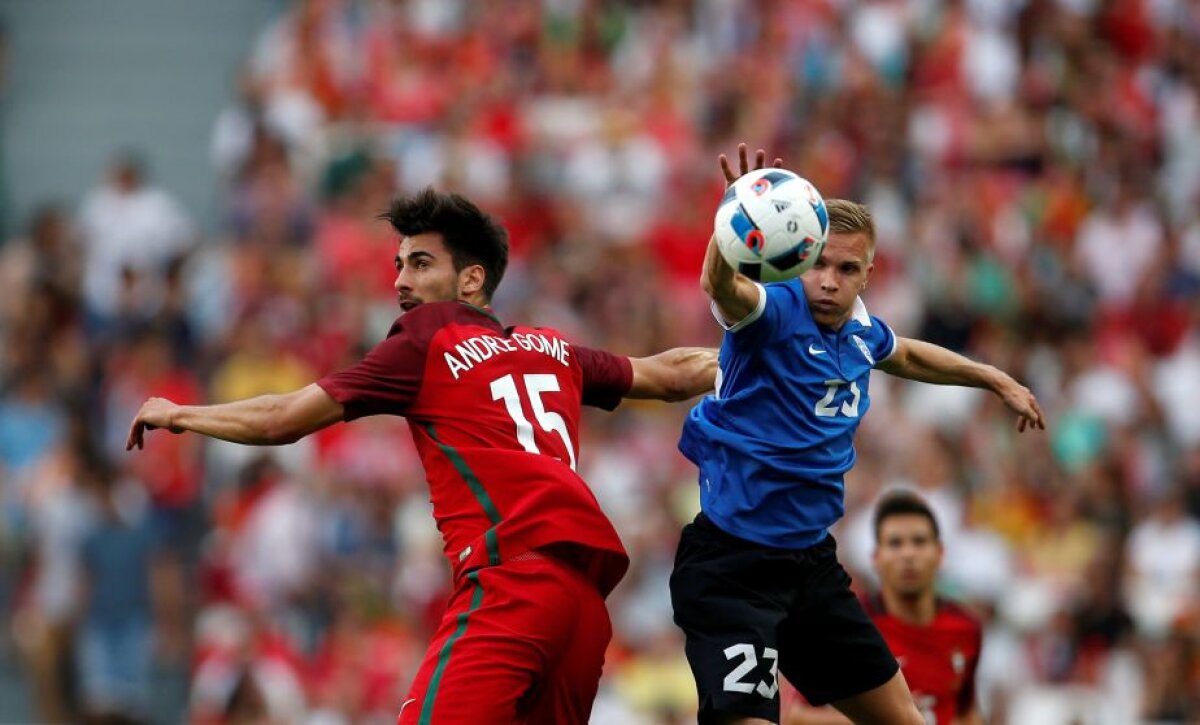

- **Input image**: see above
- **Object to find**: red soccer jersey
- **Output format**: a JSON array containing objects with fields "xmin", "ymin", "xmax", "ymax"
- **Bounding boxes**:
[
  {"xmin": 864, "ymin": 595, "xmax": 983, "ymax": 724},
  {"xmin": 317, "ymin": 301, "xmax": 634, "ymax": 595}
]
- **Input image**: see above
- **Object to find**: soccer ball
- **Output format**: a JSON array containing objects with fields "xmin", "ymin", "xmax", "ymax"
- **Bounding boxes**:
[{"xmin": 714, "ymin": 168, "xmax": 829, "ymax": 282}]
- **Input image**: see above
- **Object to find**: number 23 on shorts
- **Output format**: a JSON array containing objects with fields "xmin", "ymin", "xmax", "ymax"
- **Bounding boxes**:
[{"xmin": 723, "ymin": 643, "xmax": 780, "ymax": 699}]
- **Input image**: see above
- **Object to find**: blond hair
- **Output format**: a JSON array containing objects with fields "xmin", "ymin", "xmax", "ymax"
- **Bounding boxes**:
[{"xmin": 824, "ymin": 199, "xmax": 876, "ymax": 261}]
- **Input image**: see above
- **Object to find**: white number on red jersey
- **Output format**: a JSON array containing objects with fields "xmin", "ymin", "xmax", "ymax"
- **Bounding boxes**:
[{"xmin": 490, "ymin": 373, "xmax": 576, "ymax": 470}]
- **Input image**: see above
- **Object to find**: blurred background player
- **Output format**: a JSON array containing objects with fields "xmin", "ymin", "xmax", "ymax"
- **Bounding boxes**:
[
  {"xmin": 126, "ymin": 188, "xmax": 716, "ymax": 723},
  {"xmin": 785, "ymin": 489, "xmax": 982, "ymax": 725},
  {"xmin": 670, "ymin": 146, "xmax": 1042, "ymax": 725}
]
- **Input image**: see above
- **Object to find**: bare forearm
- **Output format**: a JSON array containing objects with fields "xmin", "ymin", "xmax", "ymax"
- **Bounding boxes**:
[
  {"xmin": 881, "ymin": 338, "xmax": 1002, "ymax": 391},
  {"xmin": 701, "ymin": 235, "xmax": 758, "ymax": 324},
  {"xmin": 702, "ymin": 234, "xmax": 737, "ymax": 300},
  {"xmin": 665, "ymin": 346, "xmax": 719, "ymax": 399},
  {"xmin": 128, "ymin": 383, "xmax": 346, "ymax": 451},
  {"xmin": 881, "ymin": 337, "xmax": 1045, "ymax": 432},
  {"xmin": 627, "ymin": 347, "xmax": 718, "ymax": 401},
  {"xmin": 172, "ymin": 395, "xmax": 298, "ymax": 445}
]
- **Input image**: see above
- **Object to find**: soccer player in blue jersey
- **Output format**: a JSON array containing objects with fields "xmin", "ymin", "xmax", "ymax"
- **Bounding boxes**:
[{"xmin": 670, "ymin": 147, "xmax": 1044, "ymax": 725}]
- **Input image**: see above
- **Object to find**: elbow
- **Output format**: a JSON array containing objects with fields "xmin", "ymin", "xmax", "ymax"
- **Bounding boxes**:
[
  {"xmin": 271, "ymin": 426, "xmax": 304, "ymax": 446},
  {"xmin": 261, "ymin": 397, "xmax": 305, "ymax": 445},
  {"xmin": 260, "ymin": 421, "xmax": 299, "ymax": 446}
]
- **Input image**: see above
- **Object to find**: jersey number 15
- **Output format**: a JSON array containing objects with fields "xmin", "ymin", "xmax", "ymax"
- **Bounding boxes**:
[{"xmin": 490, "ymin": 373, "xmax": 577, "ymax": 470}]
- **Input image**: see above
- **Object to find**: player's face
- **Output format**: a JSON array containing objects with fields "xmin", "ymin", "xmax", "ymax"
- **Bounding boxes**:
[
  {"xmin": 873, "ymin": 514, "xmax": 943, "ymax": 598},
  {"xmin": 393, "ymin": 233, "xmax": 461, "ymax": 312},
  {"xmin": 800, "ymin": 231, "xmax": 873, "ymax": 329}
]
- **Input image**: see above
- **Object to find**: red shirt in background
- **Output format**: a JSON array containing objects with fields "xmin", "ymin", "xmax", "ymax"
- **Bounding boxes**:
[
  {"xmin": 783, "ymin": 596, "xmax": 982, "ymax": 724},
  {"xmin": 864, "ymin": 596, "xmax": 983, "ymax": 724},
  {"xmin": 122, "ymin": 368, "xmax": 204, "ymax": 509}
]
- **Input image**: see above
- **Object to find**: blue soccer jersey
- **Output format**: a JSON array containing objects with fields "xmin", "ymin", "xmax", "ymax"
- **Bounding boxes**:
[{"xmin": 678, "ymin": 280, "xmax": 897, "ymax": 549}]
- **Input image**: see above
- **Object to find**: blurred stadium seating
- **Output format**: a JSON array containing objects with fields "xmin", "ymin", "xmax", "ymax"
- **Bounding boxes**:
[{"xmin": 0, "ymin": 1, "xmax": 1198, "ymax": 723}]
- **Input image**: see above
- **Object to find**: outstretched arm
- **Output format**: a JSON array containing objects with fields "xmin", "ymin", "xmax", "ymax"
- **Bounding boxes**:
[
  {"xmin": 126, "ymin": 383, "xmax": 345, "ymax": 450},
  {"xmin": 702, "ymin": 232, "xmax": 761, "ymax": 326},
  {"xmin": 704, "ymin": 144, "xmax": 782, "ymax": 326},
  {"xmin": 627, "ymin": 347, "xmax": 718, "ymax": 402},
  {"xmin": 877, "ymin": 337, "xmax": 1046, "ymax": 432}
]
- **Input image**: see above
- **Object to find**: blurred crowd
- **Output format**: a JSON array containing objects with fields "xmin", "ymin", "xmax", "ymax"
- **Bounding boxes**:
[{"xmin": 1, "ymin": 0, "xmax": 1199, "ymax": 722}]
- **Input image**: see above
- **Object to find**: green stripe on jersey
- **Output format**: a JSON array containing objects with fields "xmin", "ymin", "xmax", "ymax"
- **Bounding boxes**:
[
  {"xmin": 418, "ymin": 571, "xmax": 485, "ymax": 725},
  {"xmin": 422, "ymin": 423, "xmax": 502, "ymax": 565},
  {"xmin": 460, "ymin": 301, "xmax": 503, "ymax": 326}
]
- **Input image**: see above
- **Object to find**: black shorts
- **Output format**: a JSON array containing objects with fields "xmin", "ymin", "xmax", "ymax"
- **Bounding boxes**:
[{"xmin": 669, "ymin": 513, "xmax": 898, "ymax": 724}]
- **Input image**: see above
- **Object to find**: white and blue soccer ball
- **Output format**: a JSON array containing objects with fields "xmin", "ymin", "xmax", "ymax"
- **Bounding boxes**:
[{"xmin": 713, "ymin": 168, "xmax": 829, "ymax": 282}]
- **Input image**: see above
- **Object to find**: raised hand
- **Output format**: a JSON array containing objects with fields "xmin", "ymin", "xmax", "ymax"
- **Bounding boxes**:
[{"xmin": 718, "ymin": 143, "xmax": 784, "ymax": 186}]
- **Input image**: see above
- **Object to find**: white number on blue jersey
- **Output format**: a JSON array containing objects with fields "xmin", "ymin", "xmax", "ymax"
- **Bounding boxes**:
[{"xmin": 814, "ymin": 379, "xmax": 861, "ymax": 418}]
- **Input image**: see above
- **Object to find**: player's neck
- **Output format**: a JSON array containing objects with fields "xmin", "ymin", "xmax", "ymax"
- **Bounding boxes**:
[
  {"xmin": 815, "ymin": 315, "xmax": 849, "ymax": 333},
  {"xmin": 457, "ymin": 293, "xmax": 493, "ymax": 312},
  {"xmin": 881, "ymin": 587, "xmax": 937, "ymax": 626}
]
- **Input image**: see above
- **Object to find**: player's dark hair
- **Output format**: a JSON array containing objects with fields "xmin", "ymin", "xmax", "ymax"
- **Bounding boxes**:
[
  {"xmin": 873, "ymin": 489, "xmax": 940, "ymax": 543},
  {"xmin": 381, "ymin": 188, "xmax": 509, "ymax": 301}
]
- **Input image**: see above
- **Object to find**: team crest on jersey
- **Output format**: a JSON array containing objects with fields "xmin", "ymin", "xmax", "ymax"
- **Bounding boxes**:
[{"xmin": 851, "ymin": 335, "xmax": 874, "ymax": 365}]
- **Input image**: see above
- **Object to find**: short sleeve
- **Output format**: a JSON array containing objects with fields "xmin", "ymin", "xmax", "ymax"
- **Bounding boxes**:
[
  {"xmin": 720, "ymin": 281, "xmax": 801, "ymax": 345},
  {"xmin": 317, "ymin": 316, "xmax": 431, "ymax": 421},
  {"xmin": 575, "ymin": 346, "xmax": 633, "ymax": 410},
  {"xmin": 711, "ymin": 283, "xmax": 767, "ymax": 332},
  {"xmin": 869, "ymin": 315, "xmax": 898, "ymax": 366}
]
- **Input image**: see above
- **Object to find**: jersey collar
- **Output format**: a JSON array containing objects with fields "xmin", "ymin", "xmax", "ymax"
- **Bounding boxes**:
[
  {"xmin": 850, "ymin": 296, "xmax": 872, "ymax": 327},
  {"xmin": 459, "ymin": 301, "xmax": 502, "ymax": 326}
]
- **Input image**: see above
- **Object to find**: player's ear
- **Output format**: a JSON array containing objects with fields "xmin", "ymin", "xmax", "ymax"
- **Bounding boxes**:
[{"xmin": 458, "ymin": 264, "xmax": 486, "ymax": 297}]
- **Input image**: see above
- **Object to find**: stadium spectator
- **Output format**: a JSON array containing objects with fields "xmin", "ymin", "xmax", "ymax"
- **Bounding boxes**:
[{"xmin": 77, "ymin": 154, "xmax": 195, "ymax": 330}]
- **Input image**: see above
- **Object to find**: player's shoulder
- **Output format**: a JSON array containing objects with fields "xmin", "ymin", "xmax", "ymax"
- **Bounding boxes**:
[
  {"xmin": 764, "ymin": 277, "xmax": 807, "ymax": 306},
  {"xmin": 758, "ymin": 277, "xmax": 812, "ymax": 332},
  {"xmin": 387, "ymin": 301, "xmax": 503, "ymax": 339},
  {"xmin": 934, "ymin": 598, "xmax": 983, "ymax": 635},
  {"xmin": 506, "ymin": 322, "xmax": 568, "ymax": 339}
]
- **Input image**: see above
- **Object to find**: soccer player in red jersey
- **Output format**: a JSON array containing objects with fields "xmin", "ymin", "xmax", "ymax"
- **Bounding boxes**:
[
  {"xmin": 785, "ymin": 490, "xmax": 983, "ymax": 725},
  {"xmin": 126, "ymin": 188, "xmax": 717, "ymax": 724}
]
